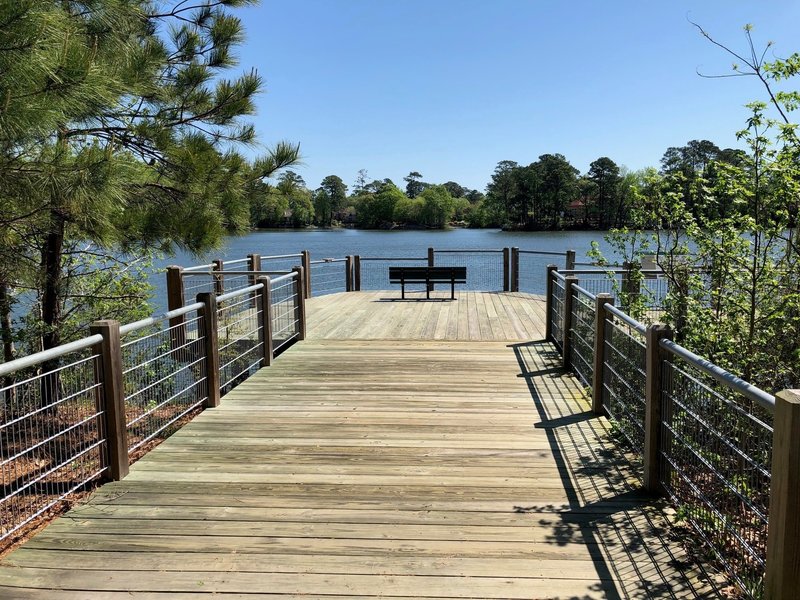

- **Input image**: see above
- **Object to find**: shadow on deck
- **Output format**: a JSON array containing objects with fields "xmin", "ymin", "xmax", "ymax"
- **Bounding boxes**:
[{"xmin": 0, "ymin": 292, "xmax": 722, "ymax": 599}]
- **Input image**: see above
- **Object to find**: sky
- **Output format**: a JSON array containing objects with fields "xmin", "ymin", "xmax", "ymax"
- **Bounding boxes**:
[{"xmin": 232, "ymin": 1, "xmax": 800, "ymax": 192}]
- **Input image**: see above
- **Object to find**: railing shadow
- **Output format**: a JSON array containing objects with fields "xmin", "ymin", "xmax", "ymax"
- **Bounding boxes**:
[{"xmin": 509, "ymin": 340, "xmax": 721, "ymax": 599}]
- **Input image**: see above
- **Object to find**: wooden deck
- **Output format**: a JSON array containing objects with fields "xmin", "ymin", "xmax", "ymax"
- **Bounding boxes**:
[{"xmin": 0, "ymin": 292, "xmax": 721, "ymax": 598}]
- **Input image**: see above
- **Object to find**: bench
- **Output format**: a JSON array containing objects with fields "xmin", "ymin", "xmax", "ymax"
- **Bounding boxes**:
[{"xmin": 388, "ymin": 266, "xmax": 467, "ymax": 300}]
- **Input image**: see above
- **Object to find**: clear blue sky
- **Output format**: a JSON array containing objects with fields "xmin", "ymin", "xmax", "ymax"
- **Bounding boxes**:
[{"xmin": 234, "ymin": 1, "xmax": 800, "ymax": 192}]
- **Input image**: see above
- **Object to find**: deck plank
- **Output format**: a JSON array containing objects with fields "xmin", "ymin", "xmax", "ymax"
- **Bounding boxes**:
[{"xmin": 0, "ymin": 293, "xmax": 721, "ymax": 598}]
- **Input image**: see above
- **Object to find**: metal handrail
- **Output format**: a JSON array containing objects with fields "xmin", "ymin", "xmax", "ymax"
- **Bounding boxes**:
[
  {"xmin": 359, "ymin": 256, "xmax": 426, "ymax": 261},
  {"xmin": 182, "ymin": 270, "xmax": 291, "ymax": 277},
  {"xmin": 182, "ymin": 263, "xmax": 215, "ymax": 272},
  {"xmin": 572, "ymin": 284, "xmax": 597, "ymax": 302},
  {"xmin": 119, "ymin": 302, "xmax": 205, "ymax": 336},
  {"xmin": 222, "ymin": 258, "xmax": 250, "ymax": 267},
  {"xmin": 552, "ymin": 270, "xmax": 566, "ymax": 282},
  {"xmin": 0, "ymin": 335, "xmax": 104, "ymax": 377},
  {"xmin": 519, "ymin": 249, "xmax": 567, "ymax": 256},
  {"xmin": 270, "ymin": 272, "xmax": 296, "ymax": 286},
  {"xmin": 310, "ymin": 258, "xmax": 346, "ymax": 264},
  {"xmin": 660, "ymin": 339, "xmax": 775, "ymax": 411},
  {"xmin": 217, "ymin": 283, "xmax": 264, "ymax": 303},
  {"xmin": 603, "ymin": 303, "xmax": 646, "ymax": 334},
  {"xmin": 262, "ymin": 253, "xmax": 303, "ymax": 260},
  {"xmin": 434, "ymin": 248, "xmax": 503, "ymax": 253}
]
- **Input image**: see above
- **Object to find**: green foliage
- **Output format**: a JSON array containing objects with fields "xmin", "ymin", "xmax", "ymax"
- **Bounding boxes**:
[{"xmin": 0, "ymin": 1, "xmax": 299, "ymax": 357}]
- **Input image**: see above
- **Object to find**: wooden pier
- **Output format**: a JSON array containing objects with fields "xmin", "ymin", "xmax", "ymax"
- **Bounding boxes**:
[{"xmin": 0, "ymin": 291, "xmax": 720, "ymax": 598}]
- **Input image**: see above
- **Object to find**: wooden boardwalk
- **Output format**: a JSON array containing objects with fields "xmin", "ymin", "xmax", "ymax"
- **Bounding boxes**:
[{"xmin": 0, "ymin": 292, "xmax": 721, "ymax": 598}]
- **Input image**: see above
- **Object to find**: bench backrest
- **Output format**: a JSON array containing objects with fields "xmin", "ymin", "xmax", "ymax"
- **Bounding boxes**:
[{"xmin": 389, "ymin": 266, "xmax": 467, "ymax": 281}]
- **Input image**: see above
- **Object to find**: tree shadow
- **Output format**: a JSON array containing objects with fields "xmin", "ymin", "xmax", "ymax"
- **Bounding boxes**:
[{"xmin": 509, "ymin": 340, "xmax": 722, "ymax": 599}]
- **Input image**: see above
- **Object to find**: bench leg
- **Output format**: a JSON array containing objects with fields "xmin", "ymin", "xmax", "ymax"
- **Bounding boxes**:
[
  {"xmin": 451, "ymin": 279, "xmax": 455, "ymax": 300},
  {"xmin": 426, "ymin": 279, "xmax": 430, "ymax": 299},
  {"xmin": 401, "ymin": 279, "xmax": 405, "ymax": 299}
]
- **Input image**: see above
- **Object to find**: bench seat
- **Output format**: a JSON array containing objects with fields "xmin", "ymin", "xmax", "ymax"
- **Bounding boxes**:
[{"xmin": 388, "ymin": 266, "xmax": 466, "ymax": 299}]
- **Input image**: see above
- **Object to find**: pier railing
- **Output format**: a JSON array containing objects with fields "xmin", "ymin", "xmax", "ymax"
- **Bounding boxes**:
[
  {"xmin": 547, "ymin": 265, "xmax": 797, "ymax": 599},
  {"xmin": 0, "ymin": 269, "xmax": 306, "ymax": 545},
  {"xmin": 168, "ymin": 247, "xmax": 580, "ymax": 304}
]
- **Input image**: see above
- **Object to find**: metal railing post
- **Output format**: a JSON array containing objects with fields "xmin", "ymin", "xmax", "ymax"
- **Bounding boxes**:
[
  {"xmin": 503, "ymin": 248, "xmax": 510, "ymax": 292},
  {"xmin": 301, "ymin": 250, "xmax": 311, "ymax": 298},
  {"xmin": 511, "ymin": 247, "xmax": 520, "ymax": 292},
  {"xmin": 562, "ymin": 275, "xmax": 578, "ymax": 369},
  {"xmin": 591, "ymin": 294, "xmax": 614, "ymax": 415},
  {"xmin": 765, "ymin": 389, "xmax": 800, "ymax": 599},
  {"xmin": 545, "ymin": 265, "xmax": 558, "ymax": 342},
  {"xmin": 643, "ymin": 323, "xmax": 672, "ymax": 493},
  {"xmin": 292, "ymin": 267, "xmax": 307, "ymax": 340},
  {"xmin": 346, "ymin": 255, "xmax": 353, "ymax": 292},
  {"xmin": 166, "ymin": 265, "xmax": 186, "ymax": 348},
  {"xmin": 566, "ymin": 249, "xmax": 576, "ymax": 271},
  {"xmin": 89, "ymin": 320, "xmax": 129, "ymax": 481},
  {"xmin": 256, "ymin": 277, "xmax": 273, "ymax": 367},
  {"xmin": 354, "ymin": 255, "xmax": 362, "ymax": 291},
  {"xmin": 197, "ymin": 292, "xmax": 221, "ymax": 408},
  {"xmin": 212, "ymin": 259, "xmax": 224, "ymax": 296}
]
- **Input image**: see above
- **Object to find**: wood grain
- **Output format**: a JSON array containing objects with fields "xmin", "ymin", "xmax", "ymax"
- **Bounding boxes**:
[{"xmin": 0, "ymin": 293, "xmax": 721, "ymax": 598}]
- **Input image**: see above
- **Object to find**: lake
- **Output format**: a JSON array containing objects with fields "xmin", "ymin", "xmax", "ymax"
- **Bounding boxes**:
[{"xmin": 151, "ymin": 228, "xmax": 618, "ymax": 311}]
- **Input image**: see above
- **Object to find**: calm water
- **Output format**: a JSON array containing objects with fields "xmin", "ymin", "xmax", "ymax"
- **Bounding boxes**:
[{"xmin": 151, "ymin": 228, "xmax": 617, "ymax": 310}]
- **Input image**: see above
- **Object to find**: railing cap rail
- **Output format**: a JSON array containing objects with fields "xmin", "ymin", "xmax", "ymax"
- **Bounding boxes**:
[
  {"xmin": 0, "ymin": 334, "xmax": 104, "ymax": 377},
  {"xmin": 660, "ymin": 338, "xmax": 776, "ymax": 411},
  {"xmin": 571, "ymin": 283, "xmax": 597, "ymax": 302},
  {"xmin": 602, "ymin": 303, "xmax": 647, "ymax": 334},
  {"xmin": 119, "ymin": 302, "xmax": 205, "ymax": 336},
  {"xmin": 217, "ymin": 283, "xmax": 264, "ymax": 303}
]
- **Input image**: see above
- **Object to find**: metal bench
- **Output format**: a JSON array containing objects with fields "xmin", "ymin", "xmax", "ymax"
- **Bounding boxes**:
[{"xmin": 388, "ymin": 266, "xmax": 467, "ymax": 300}]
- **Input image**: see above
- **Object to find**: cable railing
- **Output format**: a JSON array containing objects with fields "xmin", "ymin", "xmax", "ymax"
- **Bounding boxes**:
[
  {"xmin": 358, "ymin": 256, "xmax": 428, "ymax": 291},
  {"xmin": 549, "ymin": 268, "xmax": 787, "ymax": 598},
  {"xmin": 120, "ymin": 304, "xmax": 208, "ymax": 455},
  {"xmin": 309, "ymin": 258, "xmax": 348, "ymax": 296},
  {"xmin": 660, "ymin": 340, "xmax": 773, "ymax": 598},
  {"xmin": 432, "ymin": 249, "xmax": 505, "ymax": 291},
  {"xmin": 569, "ymin": 284, "xmax": 596, "ymax": 389},
  {"xmin": 217, "ymin": 285, "xmax": 264, "ymax": 394},
  {"xmin": 602, "ymin": 303, "xmax": 648, "ymax": 459},
  {"xmin": 0, "ymin": 269, "xmax": 307, "ymax": 547},
  {"xmin": 270, "ymin": 273, "xmax": 302, "ymax": 353},
  {"xmin": 0, "ymin": 337, "xmax": 107, "ymax": 543}
]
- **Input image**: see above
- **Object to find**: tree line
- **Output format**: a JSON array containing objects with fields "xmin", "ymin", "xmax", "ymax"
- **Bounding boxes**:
[{"xmin": 249, "ymin": 140, "xmax": 752, "ymax": 232}]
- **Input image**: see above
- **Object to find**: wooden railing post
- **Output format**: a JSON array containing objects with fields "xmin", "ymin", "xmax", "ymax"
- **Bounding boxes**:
[
  {"xmin": 247, "ymin": 254, "xmax": 261, "ymax": 284},
  {"xmin": 301, "ymin": 250, "xmax": 311, "ymax": 298},
  {"xmin": 565, "ymin": 249, "xmax": 576, "ymax": 271},
  {"xmin": 503, "ymin": 248, "xmax": 510, "ymax": 292},
  {"xmin": 545, "ymin": 265, "xmax": 558, "ymax": 342},
  {"xmin": 212, "ymin": 259, "xmax": 224, "ymax": 296},
  {"xmin": 196, "ymin": 292, "xmax": 221, "ymax": 408},
  {"xmin": 345, "ymin": 255, "xmax": 353, "ymax": 292},
  {"xmin": 292, "ymin": 267, "xmax": 307, "ymax": 340},
  {"xmin": 562, "ymin": 275, "xmax": 578, "ymax": 369},
  {"xmin": 166, "ymin": 266, "xmax": 186, "ymax": 348},
  {"xmin": 591, "ymin": 294, "xmax": 614, "ymax": 415},
  {"xmin": 511, "ymin": 247, "xmax": 520, "ymax": 292},
  {"xmin": 90, "ymin": 320, "xmax": 129, "ymax": 481},
  {"xmin": 427, "ymin": 247, "xmax": 435, "ymax": 294},
  {"xmin": 248, "ymin": 254, "xmax": 261, "ymax": 308},
  {"xmin": 256, "ymin": 277, "xmax": 273, "ymax": 367},
  {"xmin": 354, "ymin": 255, "xmax": 362, "ymax": 291},
  {"xmin": 643, "ymin": 323, "xmax": 672, "ymax": 493},
  {"xmin": 765, "ymin": 390, "xmax": 800, "ymax": 599}
]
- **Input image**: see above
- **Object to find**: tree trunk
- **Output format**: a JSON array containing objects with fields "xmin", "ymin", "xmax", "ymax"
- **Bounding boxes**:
[
  {"xmin": 39, "ymin": 215, "xmax": 66, "ymax": 411},
  {"xmin": 0, "ymin": 280, "xmax": 16, "ymax": 408}
]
